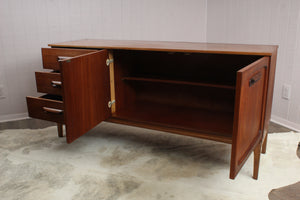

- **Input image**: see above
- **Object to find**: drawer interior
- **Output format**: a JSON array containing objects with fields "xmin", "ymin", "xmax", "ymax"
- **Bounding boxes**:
[
  {"xmin": 40, "ymin": 94, "xmax": 63, "ymax": 101},
  {"xmin": 111, "ymin": 50, "xmax": 263, "ymax": 138}
]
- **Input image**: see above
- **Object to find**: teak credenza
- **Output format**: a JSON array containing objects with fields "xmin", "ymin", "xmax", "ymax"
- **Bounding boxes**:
[{"xmin": 26, "ymin": 39, "xmax": 278, "ymax": 179}]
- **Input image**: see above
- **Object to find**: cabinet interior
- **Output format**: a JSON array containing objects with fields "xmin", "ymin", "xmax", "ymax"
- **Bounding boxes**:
[{"xmin": 111, "ymin": 50, "xmax": 262, "ymax": 139}]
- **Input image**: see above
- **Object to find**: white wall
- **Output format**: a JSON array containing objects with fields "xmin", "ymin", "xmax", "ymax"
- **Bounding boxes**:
[
  {"xmin": 207, "ymin": 0, "xmax": 300, "ymax": 131},
  {"xmin": 0, "ymin": 0, "xmax": 207, "ymax": 121},
  {"xmin": 2, "ymin": 0, "xmax": 300, "ymax": 131}
]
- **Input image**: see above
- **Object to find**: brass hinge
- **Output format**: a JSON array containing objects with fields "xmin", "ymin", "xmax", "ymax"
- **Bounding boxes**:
[
  {"xmin": 108, "ymin": 100, "xmax": 116, "ymax": 108},
  {"xmin": 106, "ymin": 58, "xmax": 114, "ymax": 66}
]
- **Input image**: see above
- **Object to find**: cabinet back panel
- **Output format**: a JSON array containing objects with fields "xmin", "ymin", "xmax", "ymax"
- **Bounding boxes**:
[
  {"xmin": 128, "ymin": 81, "xmax": 235, "ymax": 113},
  {"xmin": 113, "ymin": 50, "xmax": 262, "ymax": 85},
  {"xmin": 112, "ymin": 100, "xmax": 234, "ymax": 136},
  {"xmin": 112, "ymin": 50, "xmax": 260, "ymax": 135}
]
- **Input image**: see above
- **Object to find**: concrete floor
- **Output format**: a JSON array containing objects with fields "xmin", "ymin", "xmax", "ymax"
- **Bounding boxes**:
[
  {"xmin": 0, "ymin": 118, "xmax": 55, "ymax": 130},
  {"xmin": 268, "ymin": 122, "xmax": 294, "ymax": 133}
]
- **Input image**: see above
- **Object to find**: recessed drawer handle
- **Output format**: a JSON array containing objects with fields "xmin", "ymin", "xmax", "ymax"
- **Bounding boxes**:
[
  {"xmin": 42, "ymin": 107, "xmax": 63, "ymax": 114},
  {"xmin": 51, "ymin": 81, "xmax": 62, "ymax": 88},
  {"xmin": 249, "ymin": 72, "xmax": 262, "ymax": 87}
]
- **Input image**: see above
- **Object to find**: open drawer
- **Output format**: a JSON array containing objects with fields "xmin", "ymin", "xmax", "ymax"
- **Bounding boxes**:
[
  {"xmin": 26, "ymin": 95, "xmax": 64, "ymax": 123},
  {"xmin": 27, "ymin": 48, "xmax": 111, "ymax": 144},
  {"xmin": 41, "ymin": 48, "xmax": 98, "ymax": 70},
  {"xmin": 35, "ymin": 71, "xmax": 62, "ymax": 95}
]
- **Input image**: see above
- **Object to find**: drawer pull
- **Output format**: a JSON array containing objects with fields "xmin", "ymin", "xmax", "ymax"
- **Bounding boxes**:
[
  {"xmin": 42, "ymin": 107, "xmax": 63, "ymax": 114},
  {"xmin": 249, "ymin": 72, "xmax": 262, "ymax": 87},
  {"xmin": 51, "ymin": 81, "xmax": 62, "ymax": 88},
  {"xmin": 57, "ymin": 56, "xmax": 72, "ymax": 61}
]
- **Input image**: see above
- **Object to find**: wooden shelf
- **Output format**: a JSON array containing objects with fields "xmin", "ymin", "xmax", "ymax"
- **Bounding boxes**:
[
  {"xmin": 110, "ymin": 101, "xmax": 233, "ymax": 143},
  {"xmin": 122, "ymin": 77, "xmax": 236, "ymax": 90}
]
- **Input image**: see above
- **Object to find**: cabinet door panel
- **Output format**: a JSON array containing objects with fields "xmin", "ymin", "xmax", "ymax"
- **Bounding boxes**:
[
  {"xmin": 230, "ymin": 57, "xmax": 269, "ymax": 179},
  {"xmin": 60, "ymin": 50, "xmax": 111, "ymax": 143}
]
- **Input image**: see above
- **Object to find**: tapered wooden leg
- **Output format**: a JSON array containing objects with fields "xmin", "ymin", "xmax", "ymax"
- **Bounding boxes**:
[
  {"xmin": 57, "ymin": 123, "xmax": 63, "ymax": 137},
  {"xmin": 261, "ymin": 134, "xmax": 268, "ymax": 154},
  {"xmin": 253, "ymin": 143, "xmax": 261, "ymax": 180}
]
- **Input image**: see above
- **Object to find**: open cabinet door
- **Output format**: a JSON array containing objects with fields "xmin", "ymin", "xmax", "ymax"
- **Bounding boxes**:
[
  {"xmin": 230, "ymin": 57, "xmax": 269, "ymax": 179},
  {"xmin": 60, "ymin": 50, "xmax": 111, "ymax": 143}
]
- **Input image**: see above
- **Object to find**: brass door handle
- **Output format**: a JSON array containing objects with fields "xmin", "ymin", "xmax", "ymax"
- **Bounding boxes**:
[{"xmin": 249, "ymin": 72, "xmax": 262, "ymax": 87}]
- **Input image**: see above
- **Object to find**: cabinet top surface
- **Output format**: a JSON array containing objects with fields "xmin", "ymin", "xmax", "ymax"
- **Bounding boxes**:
[{"xmin": 49, "ymin": 39, "xmax": 278, "ymax": 55}]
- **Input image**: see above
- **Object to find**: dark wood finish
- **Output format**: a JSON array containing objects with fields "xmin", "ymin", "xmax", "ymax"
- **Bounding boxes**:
[
  {"xmin": 26, "ymin": 40, "xmax": 278, "ymax": 180},
  {"xmin": 122, "ymin": 77, "xmax": 236, "ymax": 90},
  {"xmin": 230, "ymin": 57, "xmax": 269, "ymax": 179},
  {"xmin": 42, "ymin": 107, "xmax": 63, "ymax": 114},
  {"xmin": 26, "ymin": 95, "xmax": 64, "ymax": 123},
  {"xmin": 262, "ymin": 49, "xmax": 278, "ymax": 152},
  {"xmin": 261, "ymin": 133, "xmax": 268, "ymax": 154},
  {"xmin": 57, "ymin": 123, "xmax": 63, "ymax": 137},
  {"xmin": 35, "ymin": 71, "xmax": 62, "ymax": 95},
  {"xmin": 253, "ymin": 142, "xmax": 262, "ymax": 179},
  {"xmin": 113, "ymin": 51, "xmax": 137, "ymax": 114},
  {"xmin": 107, "ymin": 118, "xmax": 232, "ymax": 144},
  {"xmin": 112, "ymin": 101, "xmax": 234, "ymax": 138},
  {"xmin": 48, "ymin": 41, "xmax": 278, "ymax": 162},
  {"xmin": 49, "ymin": 39, "xmax": 278, "ymax": 56},
  {"xmin": 41, "ymin": 48, "xmax": 97, "ymax": 70},
  {"xmin": 114, "ymin": 50, "xmax": 262, "ymax": 86},
  {"xmin": 60, "ymin": 50, "xmax": 111, "ymax": 143},
  {"xmin": 127, "ymin": 81, "xmax": 234, "ymax": 112}
]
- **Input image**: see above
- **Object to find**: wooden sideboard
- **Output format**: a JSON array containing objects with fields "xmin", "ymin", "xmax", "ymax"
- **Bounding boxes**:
[{"xmin": 26, "ymin": 39, "xmax": 278, "ymax": 179}]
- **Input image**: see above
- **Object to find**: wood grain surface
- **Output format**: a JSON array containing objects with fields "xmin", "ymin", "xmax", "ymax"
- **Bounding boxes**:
[
  {"xmin": 60, "ymin": 50, "xmax": 111, "ymax": 143},
  {"xmin": 42, "ymin": 48, "xmax": 97, "ymax": 70},
  {"xmin": 49, "ymin": 39, "xmax": 278, "ymax": 55},
  {"xmin": 35, "ymin": 71, "xmax": 62, "ymax": 95},
  {"xmin": 26, "ymin": 95, "xmax": 64, "ymax": 123},
  {"xmin": 230, "ymin": 57, "xmax": 269, "ymax": 179}
]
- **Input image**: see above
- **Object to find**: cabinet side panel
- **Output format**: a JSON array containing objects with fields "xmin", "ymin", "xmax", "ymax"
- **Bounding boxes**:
[
  {"xmin": 263, "ymin": 51, "xmax": 278, "ymax": 136},
  {"xmin": 61, "ymin": 50, "xmax": 111, "ymax": 143},
  {"xmin": 230, "ymin": 57, "xmax": 269, "ymax": 179}
]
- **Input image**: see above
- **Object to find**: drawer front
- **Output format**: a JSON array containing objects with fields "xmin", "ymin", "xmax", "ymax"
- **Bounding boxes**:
[
  {"xmin": 42, "ymin": 48, "xmax": 97, "ymax": 70},
  {"xmin": 35, "ymin": 72, "xmax": 62, "ymax": 95},
  {"xmin": 26, "ymin": 96, "xmax": 64, "ymax": 123}
]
